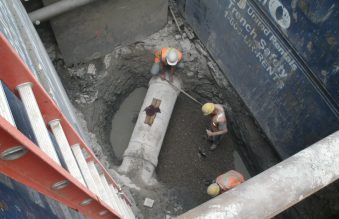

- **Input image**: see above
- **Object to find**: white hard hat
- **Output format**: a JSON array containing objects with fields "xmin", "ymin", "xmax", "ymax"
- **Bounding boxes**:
[{"xmin": 166, "ymin": 49, "xmax": 179, "ymax": 66}]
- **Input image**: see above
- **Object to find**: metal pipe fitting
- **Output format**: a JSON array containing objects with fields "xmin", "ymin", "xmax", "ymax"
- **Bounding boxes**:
[{"xmin": 29, "ymin": 0, "xmax": 97, "ymax": 24}]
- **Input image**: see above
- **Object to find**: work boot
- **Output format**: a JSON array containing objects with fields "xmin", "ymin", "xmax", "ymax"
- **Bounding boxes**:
[
  {"xmin": 206, "ymin": 136, "xmax": 213, "ymax": 143},
  {"xmin": 161, "ymin": 72, "xmax": 166, "ymax": 80},
  {"xmin": 198, "ymin": 149, "xmax": 207, "ymax": 158},
  {"xmin": 209, "ymin": 144, "xmax": 217, "ymax": 151}
]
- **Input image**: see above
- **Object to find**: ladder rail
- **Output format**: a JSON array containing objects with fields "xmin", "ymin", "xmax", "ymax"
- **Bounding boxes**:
[
  {"xmin": 0, "ymin": 32, "xmax": 134, "ymax": 218},
  {"xmin": 0, "ymin": 116, "xmax": 120, "ymax": 219}
]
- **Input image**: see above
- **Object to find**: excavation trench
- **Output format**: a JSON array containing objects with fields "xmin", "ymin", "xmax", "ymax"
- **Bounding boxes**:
[
  {"xmin": 50, "ymin": 20, "xmax": 255, "ymax": 218},
  {"xmin": 31, "ymin": 0, "xmax": 339, "ymax": 217}
]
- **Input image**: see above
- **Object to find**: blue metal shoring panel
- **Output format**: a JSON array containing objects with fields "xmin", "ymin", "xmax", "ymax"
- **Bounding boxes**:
[{"xmin": 183, "ymin": 0, "xmax": 339, "ymax": 158}]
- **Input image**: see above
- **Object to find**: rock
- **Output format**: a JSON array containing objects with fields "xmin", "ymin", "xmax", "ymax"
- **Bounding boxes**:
[
  {"xmin": 186, "ymin": 71, "xmax": 194, "ymax": 77},
  {"xmin": 79, "ymin": 95, "xmax": 86, "ymax": 104},
  {"xmin": 69, "ymin": 67, "xmax": 86, "ymax": 77},
  {"xmin": 114, "ymin": 47, "xmax": 132, "ymax": 58},
  {"xmin": 144, "ymin": 197, "xmax": 154, "ymax": 208},
  {"xmin": 87, "ymin": 63, "xmax": 96, "ymax": 75},
  {"xmin": 175, "ymin": 34, "xmax": 181, "ymax": 40},
  {"xmin": 46, "ymin": 46, "xmax": 57, "ymax": 60},
  {"xmin": 103, "ymin": 54, "xmax": 112, "ymax": 69},
  {"xmin": 180, "ymin": 39, "xmax": 191, "ymax": 52},
  {"xmin": 184, "ymin": 26, "xmax": 195, "ymax": 40},
  {"xmin": 198, "ymin": 149, "xmax": 207, "ymax": 158}
]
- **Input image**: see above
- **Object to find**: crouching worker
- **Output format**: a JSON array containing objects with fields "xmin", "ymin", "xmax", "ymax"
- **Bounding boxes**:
[
  {"xmin": 207, "ymin": 170, "xmax": 245, "ymax": 197},
  {"xmin": 202, "ymin": 102, "xmax": 228, "ymax": 151},
  {"xmin": 150, "ymin": 47, "xmax": 184, "ymax": 81}
]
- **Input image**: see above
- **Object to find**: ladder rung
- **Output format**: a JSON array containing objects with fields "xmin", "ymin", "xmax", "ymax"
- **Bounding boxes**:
[
  {"xmin": 16, "ymin": 82, "xmax": 60, "ymax": 165},
  {"xmin": 0, "ymin": 33, "xmax": 130, "ymax": 218},
  {"xmin": 0, "ymin": 81, "xmax": 15, "ymax": 126},
  {"xmin": 71, "ymin": 144, "xmax": 98, "ymax": 194},
  {"xmin": 108, "ymin": 183, "xmax": 124, "ymax": 213},
  {"xmin": 123, "ymin": 197, "xmax": 134, "ymax": 219},
  {"xmin": 49, "ymin": 119, "xmax": 85, "ymax": 186},
  {"xmin": 100, "ymin": 174, "xmax": 118, "ymax": 211},
  {"xmin": 126, "ymin": 200, "xmax": 134, "ymax": 219},
  {"xmin": 87, "ymin": 161, "xmax": 111, "ymax": 205},
  {"xmin": 121, "ymin": 198, "xmax": 130, "ymax": 219},
  {"xmin": 110, "ymin": 185, "xmax": 128, "ymax": 218},
  {"xmin": 0, "ymin": 116, "xmax": 120, "ymax": 218},
  {"xmin": 2, "ymin": 82, "xmax": 37, "ymax": 144}
]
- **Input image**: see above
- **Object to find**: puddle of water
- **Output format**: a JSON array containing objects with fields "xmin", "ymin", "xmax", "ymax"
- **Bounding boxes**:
[
  {"xmin": 233, "ymin": 151, "xmax": 251, "ymax": 180},
  {"xmin": 110, "ymin": 87, "xmax": 147, "ymax": 159}
]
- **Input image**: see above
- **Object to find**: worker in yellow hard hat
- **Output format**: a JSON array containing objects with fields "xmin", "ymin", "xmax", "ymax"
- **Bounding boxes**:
[
  {"xmin": 150, "ymin": 47, "xmax": 184, "ymax": 81},
  {"xmin": 207, "ymin": 170, "xmax": 245, "ymax": 197},
  {"xmin": 202, "ymin": 103, "xmax": 228, "ymax": 150}
]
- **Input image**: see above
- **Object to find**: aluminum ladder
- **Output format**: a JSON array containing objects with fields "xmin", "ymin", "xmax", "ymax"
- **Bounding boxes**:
[{"xmin": 0, "ymin": 33, "xmax": 134, "ymax": 219}]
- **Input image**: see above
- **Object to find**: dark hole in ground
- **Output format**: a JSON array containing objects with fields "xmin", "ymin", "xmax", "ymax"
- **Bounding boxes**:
[{"xmin": 110, "ymin": 87, "xmax": 148, "ymax": 159}]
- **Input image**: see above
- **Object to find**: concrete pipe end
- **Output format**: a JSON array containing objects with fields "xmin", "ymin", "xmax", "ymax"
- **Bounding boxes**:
[{"xmin": 149, "ymin": 75, "xmax": 182, "ymax": 90}]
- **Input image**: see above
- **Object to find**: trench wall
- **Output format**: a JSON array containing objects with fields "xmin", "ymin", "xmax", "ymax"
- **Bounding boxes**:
[
  {"xmin": 177, "ymin": 0, "xmax": 339, "ymax": 159},
  {"xmin": 43, "ymin": 0, "xmax": 168, "ymax": 64}
]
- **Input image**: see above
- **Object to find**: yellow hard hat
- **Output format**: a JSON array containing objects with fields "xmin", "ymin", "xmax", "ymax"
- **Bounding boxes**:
[
  {"xmin": 207, "ymin": 183, "xmax": 220, "ymax": 197},
  {"xmin": 202, "ymin": 103, "xmax": 215, "ymax": 115}
]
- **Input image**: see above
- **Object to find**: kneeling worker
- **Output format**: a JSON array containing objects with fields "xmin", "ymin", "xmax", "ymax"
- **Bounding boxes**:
[
  {"xmin": 150, "ymin": 47, "xmax": 183, "ymax": 81},
  {"xmin": 207, "ymin": 170, "xmax": 245, "ymax": 197}
]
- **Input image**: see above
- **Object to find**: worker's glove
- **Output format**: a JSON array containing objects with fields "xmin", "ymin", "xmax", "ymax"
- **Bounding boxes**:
[
  {"xmin": 177, "ymin": 62, "xmax": 184, "ymax": 68},
  {"xmin": 150, "ymin": 63, "xmax": 160, "ymax": 75}
]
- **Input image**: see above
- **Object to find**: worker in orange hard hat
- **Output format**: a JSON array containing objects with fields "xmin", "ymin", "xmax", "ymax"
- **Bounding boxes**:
[
  {"xmin": 202, "ymin": 102, "xmax": 228, "ymax": 151},
  {"xmin": 207, "ymin": 170, "xmax": 245, "ymax": 197},
  {"xmin": 150, "ymin": 47, "xmax": 184, "ymax": 81}
]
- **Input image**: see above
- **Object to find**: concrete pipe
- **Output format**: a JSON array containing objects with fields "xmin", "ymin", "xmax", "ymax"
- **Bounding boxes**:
[
  {"xmin": 119, "ymin": 76, "xmax": 181, "ymax": 185},
  {"xmin": 177, "ymin": 130, "xmax": 339, "ymax": 219},
  {"xmin": 29, "ymin": 0, "xmax": 97, "ymax": 24}
]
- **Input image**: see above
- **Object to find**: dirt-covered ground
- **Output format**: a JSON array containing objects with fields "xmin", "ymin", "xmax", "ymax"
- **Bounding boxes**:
[{"xmin": 35, "ymin": 5, "xmax": 339, "ymax": 219}]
